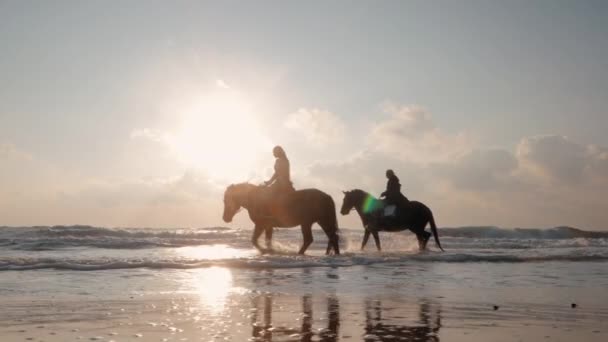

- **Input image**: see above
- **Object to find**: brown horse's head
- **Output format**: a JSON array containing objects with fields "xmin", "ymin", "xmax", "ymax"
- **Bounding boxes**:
[{"xmin": 223, "ymin": 184, "xmax": 244, "ymax": 223}]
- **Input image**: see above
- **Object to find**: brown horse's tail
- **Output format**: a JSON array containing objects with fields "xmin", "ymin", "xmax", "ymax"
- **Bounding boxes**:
[
  {"xmin": 429, "ymin": 211, "xmax": 444, "ymax": 252},
  {"xmin": 327, "ymin": 195, "xmax": 341, "ymax": 255}
]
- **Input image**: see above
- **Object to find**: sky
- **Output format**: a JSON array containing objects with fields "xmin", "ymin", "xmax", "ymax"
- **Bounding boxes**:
[{"xmin": 1, "ymin": 0, "xmax": 607, "ymax": 229}]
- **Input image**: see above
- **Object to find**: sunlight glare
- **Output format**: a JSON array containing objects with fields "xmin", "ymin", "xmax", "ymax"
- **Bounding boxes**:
[
  {"xmin": 168, "ymin": 89, "xmax": 272, "ymax": 180},
  {"xmin": 190, "ymin": 266, "xmax": 233, "ymax": 314},
  {"xmin": 178, "ymin": 244, "xmax": 255, "ymax": 260}
]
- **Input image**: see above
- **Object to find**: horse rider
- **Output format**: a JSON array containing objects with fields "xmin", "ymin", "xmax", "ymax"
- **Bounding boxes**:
[
  {"xmin": 379, "ymin": 169, "xmax": 409, "ymax": 212},
  {"xmin": 264, "ymin": 145, "xmax": 295, "ymax": 194},
  {"xmin": 258, "ymin": 146, "xmax": 295, "ymax": 218}
]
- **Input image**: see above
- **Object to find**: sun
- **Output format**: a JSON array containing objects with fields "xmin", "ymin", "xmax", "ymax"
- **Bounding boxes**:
[{"xmin": 167, "ymin": 89, "xmax": 272, "ymax": 181}]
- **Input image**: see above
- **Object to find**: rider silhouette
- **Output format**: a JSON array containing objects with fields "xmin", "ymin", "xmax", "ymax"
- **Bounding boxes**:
[
  {"xmin": 380, "ymin": 169, "xmax": 408, "ymax": 211},
  {"xmin": 264, "ymin": 145, "xmax": 295, "ymax": 193},
  {"xmin": 259, "ymin": 146, "xmax": 295, "ymax": 218}
]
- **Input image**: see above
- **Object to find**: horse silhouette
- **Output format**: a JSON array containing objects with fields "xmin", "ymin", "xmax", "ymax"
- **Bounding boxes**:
[
  {"xmin": 223, "ymin": 183, "xmax": 340, "ymax": 255},
  {"xmin": 340, "ymin": 189, "xmax": 443, "ymax": 251}
]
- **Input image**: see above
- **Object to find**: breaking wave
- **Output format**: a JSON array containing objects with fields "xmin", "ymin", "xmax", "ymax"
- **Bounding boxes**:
[
  {"xmin": 2, "ymin": 251, "xmax": 608, "ymax": 271},
  {"xmin": 1, "ymin": 225, "xmax": 607, "ymax": 271}
]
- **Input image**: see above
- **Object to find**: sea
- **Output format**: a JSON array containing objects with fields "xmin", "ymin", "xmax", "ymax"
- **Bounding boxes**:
[{"xmin": 1, "ymin": 225, "xmax": 607, "ymax": 341}]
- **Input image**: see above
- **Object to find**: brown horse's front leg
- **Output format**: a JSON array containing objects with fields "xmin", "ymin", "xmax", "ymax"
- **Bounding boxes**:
[
  {"xmin": 264, "ymin": 226, "xmax": 274, "ymax": 251},
  {"xmin": 251, "ymin": 225, "xmax": 266, "ymax": 253}
]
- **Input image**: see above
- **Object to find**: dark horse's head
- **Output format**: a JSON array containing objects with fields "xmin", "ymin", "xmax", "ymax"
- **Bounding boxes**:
[
  {"xmin": 340, "ymin": 189, "xmax": 369, "ymax": 215},
  {"xmin": 223, "ymin": 183, "xmax": 251, "ymax": 223}
]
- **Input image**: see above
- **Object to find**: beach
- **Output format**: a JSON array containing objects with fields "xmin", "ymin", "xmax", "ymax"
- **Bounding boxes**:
[{"xmin": 1, "ymin": 226, "xmax": 608, "ymax": 341}]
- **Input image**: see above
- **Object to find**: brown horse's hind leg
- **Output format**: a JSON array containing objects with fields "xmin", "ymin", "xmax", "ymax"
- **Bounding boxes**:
[
  {"xmin": 298, "ymin": 223, "xmax": 313, "ymax": 255},
  {"xmin": 320, "ymin": 221, "xmax": 340, "ymax": 255},
  {"xmin": 324, "ymin": 233, "xmax": 340, "ymax": 255}
]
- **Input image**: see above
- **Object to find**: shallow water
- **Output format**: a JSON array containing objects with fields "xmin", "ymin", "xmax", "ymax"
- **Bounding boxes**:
[{"xmin": 1, "ymin": 226, "xmax": 608, "ymax": 341}]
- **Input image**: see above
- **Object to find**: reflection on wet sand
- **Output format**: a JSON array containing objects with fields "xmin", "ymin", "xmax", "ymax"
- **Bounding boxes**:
[
  {"xmin": 250, "ymin": 294, "xmax": 340, "ymax": 342},
  {"xmin": 364, "ymin": 299, "xmax": 441, "ymax": 342},
  {"xmin": 249, "ymin": 293, "xmax": 441, "ymax": 342}
]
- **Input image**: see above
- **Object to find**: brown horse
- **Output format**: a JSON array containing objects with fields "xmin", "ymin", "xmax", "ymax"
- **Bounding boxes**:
[
  {"xmin": 340, "ymin": 189, "xmax": 443, "ymax": 252},
  {"xmin": 222, "ymin": 183, "xmax": 340, "ymax": 255}
]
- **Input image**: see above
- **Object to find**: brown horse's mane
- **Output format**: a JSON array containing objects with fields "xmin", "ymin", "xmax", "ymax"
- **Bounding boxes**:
[{"xmin": 228, "ymin": 182, "xmax": 258, "ymax": 190}]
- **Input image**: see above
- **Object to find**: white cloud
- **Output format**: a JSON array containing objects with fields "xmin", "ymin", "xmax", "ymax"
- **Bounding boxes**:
[
  {"xmin": 0, "ymin": 143, "xmax": 229, "ymax": 227},
  {"xmin": 302, "ymin": 110, "xmax": 608, "ymax": 229},
  {"xmin": 367, "ymin": 105, "xmax": 472, "ymax": 164},
  {"xmin": 0, "ymin": 143, "xmax": 32, "ymax": 161},
  {"xmin": 516, "ymin": 135, "xmax": 587, "ymax": 183},
  {"xmin": 284, "ymin": 108, "xmax": 347, "ymax": 146},
  {"xmin": 130, "ymin": 128, "xmax": 167, "ymax": 143},
  {"xmin": 215, "ymin": 79, "xmax": 230, "ymax": 89},
  {"xmin": 438, "ymin": 148, "xmax": 519, "ymax": 191}
]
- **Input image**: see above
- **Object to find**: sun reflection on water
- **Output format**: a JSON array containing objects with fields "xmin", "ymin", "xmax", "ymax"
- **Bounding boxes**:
[
  {"xmin": 174, "ymin": 245, "xmax": 254, "ymax": 314},
  {"xmin": 189, "ymin": 266, "xmax": 233, "ymax": 314},
  {"xmin": 177, "ymin": 244, "xmax": 255, "ymax": 260}
]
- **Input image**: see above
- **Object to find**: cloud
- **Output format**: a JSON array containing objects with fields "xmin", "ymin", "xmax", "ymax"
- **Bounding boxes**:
[
  {"xmin": 301, "ymin": 107, "xmax": 608, "ymax": 228},
  {"xmin": 284, "ymin": 108, "xmax": 347, "ymax": 145},
  {"xmin": 130, "ymin": 128, "xmax": 167, "ymax": 143},
  {"xmin": 62, "ymin": 172, "xmax": 217, "ymax": 208},
  {"xmin": 215, "ymin": 79, "xmax": 230, "ymax": 89},
  {"xmin": 514, "ymin": 135, "xmax": 608, "ymax": 186},
  {"xmin": 367, "ymin": 105, "xmax": 472, "ymax": 164},
  {"xmin": 0, "ymin": 143, "xmax": 228, "ymax": 227},
  {"xmin": 516, "ymin": 135, "xmax": 588, "ymax": 183},
  {"xmin": 1, "ymin": 170, "xmax": 226, "ymax": 228},
  {"xmin": 438, "ymin": 148, "xmax": 519, "ymax": 191},
  {"xmin": 0, "ymin": 143, "xmax": 32, "ymax": 161}
]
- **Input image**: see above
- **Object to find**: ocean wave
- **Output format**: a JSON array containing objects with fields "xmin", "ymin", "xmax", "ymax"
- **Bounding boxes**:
[
  {"xmin": 1, "ymin": 225, "xmax": 608, "ymax": 252},
  {"xmin": 439, "ymin": 226, "xmax": 608, "ymax": 239},
  {"xmin": 2, "ymin": 251, "xmax": 608, "ymax": 271},
  {"xmin": 0, "ymin": 225, "xmax": 246, "ymax": 250}
]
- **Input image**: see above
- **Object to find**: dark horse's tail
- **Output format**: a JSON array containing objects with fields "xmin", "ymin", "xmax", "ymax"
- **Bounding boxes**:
[{"xmin": 428, "ymin": 211, "xmax": 444, "ymax": 252}]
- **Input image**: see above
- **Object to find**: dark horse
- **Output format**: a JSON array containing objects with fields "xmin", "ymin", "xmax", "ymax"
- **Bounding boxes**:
[
  {"xmin": 340, "ymin": 189, "xmax": 443, "ymax": 252},
  {"xmin": 222, "ymin": 183, "xmax": 340, "ymax": 255}
]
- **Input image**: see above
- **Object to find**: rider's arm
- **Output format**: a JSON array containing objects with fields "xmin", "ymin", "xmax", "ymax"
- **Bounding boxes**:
[
  {"xmin": 265, "ymin": 172, "xmax": 277, "ymax": 185},
  {"xmin": 265, "ymin": 160, "xmax": 280, "ymax": 185}
]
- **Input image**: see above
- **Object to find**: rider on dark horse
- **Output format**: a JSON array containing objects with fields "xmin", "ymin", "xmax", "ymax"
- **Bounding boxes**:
[{"xmin": 379, "ymin": 169, "xmax": 409, "ymax": 217}]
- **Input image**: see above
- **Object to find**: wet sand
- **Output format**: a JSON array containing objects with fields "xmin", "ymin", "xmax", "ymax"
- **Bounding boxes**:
[
  {"xmin": 1, "ymin": 294, "xmax": 607, "ymax": 342},
  {"xmin": 1, "ymin": 264, "xmax": 608, "ymax": 342}
]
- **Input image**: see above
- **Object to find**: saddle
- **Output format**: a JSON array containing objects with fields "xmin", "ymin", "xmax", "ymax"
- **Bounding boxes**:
[
  {"xmin": 368, "ymin": 199, "xmax": 410, "ymax": 230},
  {"xmin": 255, "ymin": 184, "xmax": 294, "ymax": 221}
]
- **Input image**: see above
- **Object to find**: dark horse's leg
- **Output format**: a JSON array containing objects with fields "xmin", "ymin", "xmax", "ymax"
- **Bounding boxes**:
[
  {"xmin": 416, "ymin": 230, "xmax": 432, "ymax": 251},
  {"xmin": 298, "ymin": 223, "xmax": 313, "ymax": 255},
  {"xmin": 264, "ymin": 226, "xmax": 273, "ymax": 251},
  {"xmin": 361, "ymin": 230, "xmax": 371, "ymax": 250},
  {"xmin": 361, "ymin": 230, "xmax": 381, "ymax": 251},
  {"xmin": 371, "ymin": 231, "xmax": 381, "ymax": 251}
]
